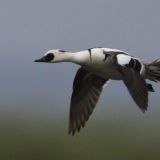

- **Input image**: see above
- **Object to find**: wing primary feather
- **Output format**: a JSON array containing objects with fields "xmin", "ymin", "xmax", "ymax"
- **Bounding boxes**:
[{"xmin": 117, "ymin": 65, "xmax": 148, "ymax": 112}]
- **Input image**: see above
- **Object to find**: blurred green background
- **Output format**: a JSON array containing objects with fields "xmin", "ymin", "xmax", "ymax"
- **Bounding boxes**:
[{"xmin": 0, "ymin": 103, "xmax": 160, "ymax": 160}]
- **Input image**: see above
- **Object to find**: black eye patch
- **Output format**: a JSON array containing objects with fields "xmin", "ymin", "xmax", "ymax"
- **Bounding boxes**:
[{"xmin": 45, "ymin": 53, "xmax": 55, "ymax": 62}]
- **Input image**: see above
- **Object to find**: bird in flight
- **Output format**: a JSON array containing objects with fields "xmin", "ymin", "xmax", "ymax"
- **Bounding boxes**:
[{"xmin": 35, "ymin": 47, "xmax": 160, "ymax": 135}]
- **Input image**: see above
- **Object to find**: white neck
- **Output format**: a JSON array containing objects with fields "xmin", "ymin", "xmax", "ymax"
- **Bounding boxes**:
[{"xmin": 60, "ymin": 50, "xmax": 90, "ymax": 66}]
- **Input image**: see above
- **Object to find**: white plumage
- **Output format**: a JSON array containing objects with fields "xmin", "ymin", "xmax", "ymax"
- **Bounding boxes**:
[{"xmin": 117, "ymin": 54, "xmax": 131, "ymax": 66}]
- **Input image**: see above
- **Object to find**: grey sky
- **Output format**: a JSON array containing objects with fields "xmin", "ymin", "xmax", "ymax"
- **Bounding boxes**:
[{"xmin": 0, "ymin": 0, "xmax": 160, "ymax": 118}]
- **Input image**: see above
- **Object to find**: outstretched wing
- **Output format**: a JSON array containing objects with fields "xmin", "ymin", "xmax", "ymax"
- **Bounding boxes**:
[
  {"xmin": 69, "ymin": 68, "xmax": 108, "ymax": 135},
  {"xmin": 118, "ymin": 66, "xmax": 148, "ymax": 112}
]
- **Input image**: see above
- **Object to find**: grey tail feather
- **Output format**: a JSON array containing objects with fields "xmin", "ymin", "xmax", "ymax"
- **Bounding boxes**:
[{"xmin": 145, "ymin": 59, "xmax": 160, "ymax": 82}]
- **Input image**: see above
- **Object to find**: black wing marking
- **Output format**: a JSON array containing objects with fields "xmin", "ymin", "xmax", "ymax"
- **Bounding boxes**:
[
  {"xmin": 103, "ymin": 51, "xmax": 109, "ymax": 61},
  {"xmin": 134, "ymin": 59, "xmax": 142, "ymax": 73},
  {"xmin": 125, "ymin": 58, "xmax": 142, "ymax": 73},
  {"xmin": 69, "ymin": 68, "xmax": 108, "ymax": 135},
  {"xmin": 117, "ymin": 66, "xmax": 148, "ymax": 112},
  {"xmin": 103, "ymin": 50, "xmax": 128, "ymax": 62},
  {"xmin": 88, "ymin": 49, "xmax": 92, "ymax": 62}
]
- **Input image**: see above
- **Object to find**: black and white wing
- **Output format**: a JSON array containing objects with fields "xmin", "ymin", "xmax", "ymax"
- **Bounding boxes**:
[
  {"xmin": 116, "ymin": 54, "xmax": 148, "ymax": 111},
  {"xmin": 69, "ymin": 68, "xmax": 108, "ymax": 135}
]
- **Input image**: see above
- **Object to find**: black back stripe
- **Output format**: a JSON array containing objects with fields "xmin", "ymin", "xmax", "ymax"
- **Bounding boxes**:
[
  {"xmin": 88, "ymin": 49, "xmax": 92, "ymax": 62},
  {"xmin": 103, "ymin": 54, "xmax": 108, "ymax": 61}
]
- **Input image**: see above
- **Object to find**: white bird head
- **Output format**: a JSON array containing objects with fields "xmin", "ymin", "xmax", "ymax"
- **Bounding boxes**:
[{"xmin": 34, "ymin": 49, "xmax": 68, "ymax": 63}]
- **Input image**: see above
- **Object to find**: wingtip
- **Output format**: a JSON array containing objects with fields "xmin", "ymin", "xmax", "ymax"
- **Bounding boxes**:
[
  {"xmin": 68, "ymin": 129, "xmax": 76, "ymax": 136},
  {"xmin": 141, "ymin": 108, "xmax": 148, "ymax": 113},
  {"xmin": 68, "ymin": 124, "xmax": 83, "ymax": 136},
  {"xmin": 68, "ymin": 124, "xmax": 76, "ymax": 136}
]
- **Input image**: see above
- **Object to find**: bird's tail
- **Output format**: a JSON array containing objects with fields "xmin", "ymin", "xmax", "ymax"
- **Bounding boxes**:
[{"xmin": 145, "ymin": 59, "xmax": 160, "ymax": 82}]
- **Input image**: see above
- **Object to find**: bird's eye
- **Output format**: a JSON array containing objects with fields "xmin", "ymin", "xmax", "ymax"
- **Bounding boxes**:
[{"xmin": 45, "ymin": 53, "xmax": 55, "ymax": 61}]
